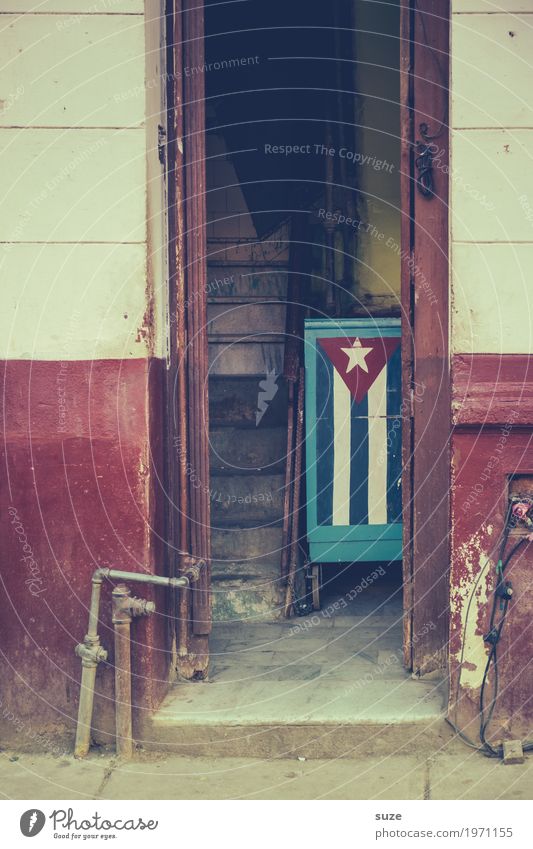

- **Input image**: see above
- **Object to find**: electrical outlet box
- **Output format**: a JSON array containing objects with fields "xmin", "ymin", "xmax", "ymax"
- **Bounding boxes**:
[{"xmin": 508, "ymin": 475, "xmax": 533, "ymax": 536}]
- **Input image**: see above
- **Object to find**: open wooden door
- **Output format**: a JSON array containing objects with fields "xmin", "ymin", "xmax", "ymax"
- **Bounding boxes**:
[
  {"xmin": 401, "ymin": 0, "xmax": 450, "ymax": 675},
  {"xmin": 167, "ymin": 0, "xmax": 211, "ymax": 679}
]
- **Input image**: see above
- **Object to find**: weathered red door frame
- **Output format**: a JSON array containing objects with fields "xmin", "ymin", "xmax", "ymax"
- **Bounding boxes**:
[{"xmin": 400, "ymin": 0, "xmax": 450, "ymax": 675}]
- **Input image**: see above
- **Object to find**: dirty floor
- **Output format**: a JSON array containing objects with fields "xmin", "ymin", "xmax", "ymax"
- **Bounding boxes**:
[{"xmin": 155, "ymin": 565, "xmax": 446, "ymax": 729}]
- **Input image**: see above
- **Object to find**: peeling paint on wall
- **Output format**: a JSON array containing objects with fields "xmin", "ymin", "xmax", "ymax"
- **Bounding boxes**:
[{"xmin": 454, "ymin": 533, "xmax": 492, "ymax": 690}]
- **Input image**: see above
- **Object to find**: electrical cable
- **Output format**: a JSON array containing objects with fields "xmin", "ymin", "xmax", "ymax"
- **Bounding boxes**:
[
  {"xmin": 450, "ymin": 499, "xmax": 533, "ymax": 758},
  {"xmin": 478, "ymin": 531, "xmax": 533, "ymax": 757}
]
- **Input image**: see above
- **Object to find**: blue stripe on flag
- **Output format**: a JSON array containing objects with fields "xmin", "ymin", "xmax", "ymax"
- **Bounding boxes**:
[
  {"xmin": 387, "ymin": 346, "xmax": 402, "ymax": 417},
  {"xmin": 316, "ymin": 347, "xmax": 334, "ymax": 525},
  {"xmin": 349, "ymin": 393, "xmax": 369, "ymax": 526}
]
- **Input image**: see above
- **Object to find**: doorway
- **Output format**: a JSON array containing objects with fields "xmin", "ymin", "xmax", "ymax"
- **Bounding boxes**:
[
  {"xmin": 165, "ymin": 0, "xmax": 450, "ymax": 706},
  {"xmin": 203, "ymin": 0, "xmax": 408, "ymax": 688}
]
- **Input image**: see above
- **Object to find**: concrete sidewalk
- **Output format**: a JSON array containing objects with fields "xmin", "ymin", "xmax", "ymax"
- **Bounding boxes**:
[{"xmin": 0, "ymin": 745, "xmax": 531, "ymax": 800}]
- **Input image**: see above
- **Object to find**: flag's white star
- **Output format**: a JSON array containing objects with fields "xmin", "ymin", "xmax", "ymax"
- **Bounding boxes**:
[{"xmin": 341, "ymin": 338, "xmax": 373, "ymax": 373}]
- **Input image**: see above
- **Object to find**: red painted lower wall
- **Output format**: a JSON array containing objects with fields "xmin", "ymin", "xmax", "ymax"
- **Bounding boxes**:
[
  {"xmin": 0, "ymin": 358, "xmax": 169, "ymax": 750},
  {"xmin": 449, "ymin": 355, "xmax": 533, "ymax": 745},
  {"xmin": 3, "ymin": 352, "xmax": 531, "ymax": 751}
]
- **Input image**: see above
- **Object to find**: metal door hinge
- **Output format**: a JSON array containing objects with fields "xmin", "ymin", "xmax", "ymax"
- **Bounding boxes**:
[{"xmin": 158, "ymin": 124, "xmax": 167, "ymax": 166}]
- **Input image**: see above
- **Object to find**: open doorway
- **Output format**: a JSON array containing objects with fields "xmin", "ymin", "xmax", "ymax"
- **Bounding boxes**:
[{"xmin": 202, "ymin": 0, "xmax": 413, "ymax": 690}]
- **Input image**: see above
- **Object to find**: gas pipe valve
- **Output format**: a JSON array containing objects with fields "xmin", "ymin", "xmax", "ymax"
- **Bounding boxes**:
[{"xmin": 112, "ymin": 583, "xmax": 156, "ymax": 624}]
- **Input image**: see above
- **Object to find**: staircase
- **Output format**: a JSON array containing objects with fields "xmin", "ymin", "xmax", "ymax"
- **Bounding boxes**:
[{"xmin": 207, "ymin": 227, "xmax": 291, "ymax": 622}]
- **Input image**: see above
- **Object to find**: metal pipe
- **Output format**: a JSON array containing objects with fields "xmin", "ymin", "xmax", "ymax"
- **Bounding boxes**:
[
  {"xmin": 74, "ymin": 644, "xmax": 107, "ymax": 759},
  {"xmin": 112, "ymin": 585, "xmax": 133, "ymax": 759},
  {"xmin": 114, "ymin": 620, "xmax": 133, "ymax": 758},
  {"xmin": 74, "ymin": 568, "xmax": 191, "ymax": 758},
  {"xmin": 101, "ymin": 568, "xmax": 190, "ymax": 589},
  {"xmin": 87, "ymin": 571, "xmax": 103, "ymax": 638},
  {"xmin": 74, "ymin": 572, "xmax": 107, "ymax": 758},
  {"xmin": 111, "ymin": 584, "xmax": 155, "ymax": 759}
]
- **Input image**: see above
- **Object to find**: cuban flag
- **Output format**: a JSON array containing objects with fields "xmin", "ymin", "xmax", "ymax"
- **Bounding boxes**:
[{"xmin": 314, "ymin": 335, "xmax": 402, "ymax": 528}]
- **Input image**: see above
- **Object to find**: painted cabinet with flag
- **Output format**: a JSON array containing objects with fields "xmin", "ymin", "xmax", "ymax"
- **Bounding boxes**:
[{"xmin": 304, "ymin": 318, "xmax": 402, "ymax": 564}]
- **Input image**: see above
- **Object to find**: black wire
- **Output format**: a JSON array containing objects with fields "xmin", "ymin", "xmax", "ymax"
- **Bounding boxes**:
[
  {"xmin": 450, "ymin": 498, "xmax": 533, "ymax": 758},
  {"xmin": 480, "ymin": 606, "xmax": 507, "ymax": 756},
  {"xmin": 479, "ymin": 523, "xmax": 513, "ymax": 757},
  {"xmin": 503, "ymin": 537, "xmax": 527, "ymax": 569},
  {"xmin": 478, "ymin": 530, "xmax": 533, "ymax": 757}
]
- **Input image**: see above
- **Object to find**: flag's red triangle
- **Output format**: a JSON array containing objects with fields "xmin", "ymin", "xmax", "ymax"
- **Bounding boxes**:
[{"xmin": 318, "ymin": 336, "xmax": 400, "ymax": 403}]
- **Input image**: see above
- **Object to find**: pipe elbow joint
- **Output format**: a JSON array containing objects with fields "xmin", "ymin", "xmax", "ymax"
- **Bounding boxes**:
[{"xmin": 92, "ymin": 567, "xmax": 109, "ymax": 584}]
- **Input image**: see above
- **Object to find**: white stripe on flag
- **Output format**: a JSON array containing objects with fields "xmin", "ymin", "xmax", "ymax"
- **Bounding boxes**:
[
  {"xmin": 332, "ymin": 367, "xmax": 351, "ymax": 526},
  {"xmin": 367, "ymin": 364, "xmax": 388, "ymax": 525}
]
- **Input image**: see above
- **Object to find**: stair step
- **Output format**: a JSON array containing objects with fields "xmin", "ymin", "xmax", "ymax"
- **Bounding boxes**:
[
  {"xmin": 208, "ymin": 260, "xmax": 288, "ymax": 269},
  {"xmin": 212, "ymin": 559, "xmax": 280, "ymax": 580},
  {"xmin": 210, "ymin": 426, "xmax": 287, "ymax": 473},
  {"xmin": 206, "ymin": 265, "xmax": 288, "ymax": 298},
  {"xmin": 211, "ymin": 526, "xmax": 284, "ymax": 560},
  {"xmin": 147, "ymin": 715, "xmax": 451, "ymax": 759},
  {"xmin": 208, "ymin": 302, "xmax": 286, "ymax": 336},
  {"xmin": 207, "ymin": 239, "xmax": 289, "ymax": 267},
  {"xmin": 210, "ymin": 473, "xmax": 284, "ymax": 527},
  {"xmin": 209, "ymin": 333, "xmax": 285, "ymax": 344},
  {"xmin": 208, "ymin": 295, "xmax": 286, "ymax": 304},
  {"xmin": 209, "ymin": 341, "xmax": 284, "ymax": 376},
  {"xmin": 210, "ymin": 574, "xmax": 285, "ymax": 623},
  {"xmin": 209, "ymin": 377, "xmax": 288, "ymax": 427}
]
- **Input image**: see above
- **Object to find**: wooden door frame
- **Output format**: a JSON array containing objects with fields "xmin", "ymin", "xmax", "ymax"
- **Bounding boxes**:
[
  {"xmin": 400, "ymin": 0, "xmax": 450, "ymax": 675},
  {"xmin": 166, "ymin": 0, "xmax": 451, "ymax": 677},
  {"xmin": 167, "ymin": 0, "xmax": 211, "ymax": 680}
]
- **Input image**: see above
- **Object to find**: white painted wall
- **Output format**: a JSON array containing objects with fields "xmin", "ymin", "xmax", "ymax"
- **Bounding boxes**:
[
  {"xmin": 8, "ymin": 2, "xmax": 532, "ymax": 359},
  {"xmin": 0, "ymin": 0, "xmax": 167, "ymax": 360},
  {"xmin": 451, "ymin": 1, "xmax": 533, "ymax": 353}
]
